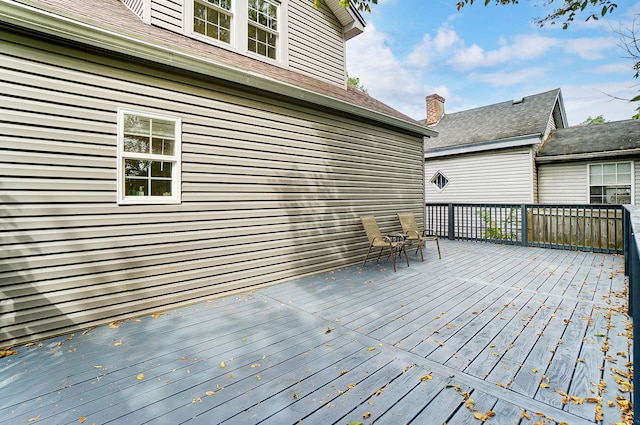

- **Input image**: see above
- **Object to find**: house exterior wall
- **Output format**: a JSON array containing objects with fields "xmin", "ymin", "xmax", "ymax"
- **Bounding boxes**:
[
  {"xmin": 538, "ymin": 159, "xmax": 640, "ymax": 205},
  {"xmin": 425, "ymin": 147, "xmax": 535, "ymax": 204},
  {"xmin": 148, "ymin": 0, "xmax": 346, "ymax": 87},
  {"xmin": 0, "ymin": 31, "xmax": 425, "ymax": 347},
  {"xmin": 288, "ymin": 0, "xmax": 345, "ymax": 87}
]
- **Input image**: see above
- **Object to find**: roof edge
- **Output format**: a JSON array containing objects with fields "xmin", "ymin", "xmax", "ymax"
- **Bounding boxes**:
[
  {"xmin": 536, "ymin": 148, "xmax": 640, "ymax": 163},
  {"xmin": 424, "ymin": 133, "xmax": 541, "ymax": 159},
  {"xmin": 0, "ymin": 0, "xmax": 434, "ymax": 137}
]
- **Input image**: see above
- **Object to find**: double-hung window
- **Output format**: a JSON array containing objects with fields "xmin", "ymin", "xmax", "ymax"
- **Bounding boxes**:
[
  {"xmin": 193, "ymin": 0, "xmax": 232, "ymax": 44},
  {"xmin": 247, "ymin": 0, "xmax": 278, "ymax": 60},
  {"xmin": 117, "ymin": 109, "xmax": 182, "ymax": 205},
  {"xmin": 187, "ymin": 0, "xmax": 282, "ymax": 63},
  {"xmin": 588, "ymin": 162, "xmax": 632, "ymax": 204}
]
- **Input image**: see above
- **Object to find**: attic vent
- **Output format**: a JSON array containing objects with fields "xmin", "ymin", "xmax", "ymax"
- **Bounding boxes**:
[
  {"xmin": 430, "ymin": 171, "xmax": 449, "ymax": 191},
  {"xmin": 513, "ymin": 97, "xmax": 524, "ymax": 105}
]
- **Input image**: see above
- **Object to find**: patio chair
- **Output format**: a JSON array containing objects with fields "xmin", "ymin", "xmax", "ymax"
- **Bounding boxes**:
[
  {"xmin": 397, "ymin": 212, "xmax": 441, "ymax": 262},
  {"xmin": 360, "ymin": 215, "xmax": 409, "ymax": 272}
]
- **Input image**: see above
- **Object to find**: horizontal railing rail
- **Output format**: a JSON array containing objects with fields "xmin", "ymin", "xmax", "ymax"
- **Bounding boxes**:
[{"xmin": 426, "ymin": 203, "xmax": 623, "ymax": 254}]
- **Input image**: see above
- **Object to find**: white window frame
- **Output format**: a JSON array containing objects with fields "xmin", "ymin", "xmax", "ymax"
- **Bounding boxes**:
[
  {"xmin": 430, "ymin": 171, "xmax": 449, "ymax": 193},
  {"xmin": 184, "ymin": 0, "xmax": 288, "ymax": 66},
  {"xmin": 117, "ymin": 108, "xmax": 182, "ymax": 205},
  {"xmin": 587, "ymin": 161, "xmax": 634, "ymax": 205}
]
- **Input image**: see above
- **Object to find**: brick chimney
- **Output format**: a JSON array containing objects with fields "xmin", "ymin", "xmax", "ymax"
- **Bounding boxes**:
[{"xmin": 426, "ymin": 94, "xmax": 445, "ymax": 125}]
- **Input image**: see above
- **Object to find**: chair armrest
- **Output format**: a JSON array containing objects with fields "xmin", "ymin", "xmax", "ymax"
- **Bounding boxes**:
[
  {"xmin": 406, "ymin": 229, "xmax": 420, "ymax": 239},
  {"xmin": 422, "ymin": 228, "xmax": 438, "ymax": 238}
]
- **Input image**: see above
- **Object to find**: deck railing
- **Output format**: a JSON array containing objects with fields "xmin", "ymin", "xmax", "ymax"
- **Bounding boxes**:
[
  {"xmin": 621, "ymin": 206, "xmax": 640, "ymax": 424},
  {"xmin": 425, "ymin": 203, "xmax": 623, "ymax": 254}
]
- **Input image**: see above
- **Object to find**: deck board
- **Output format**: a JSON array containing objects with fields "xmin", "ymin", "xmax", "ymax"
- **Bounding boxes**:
[{"xmin": 1, "ymin": 240, "xmax": 632, "ymax": 425}]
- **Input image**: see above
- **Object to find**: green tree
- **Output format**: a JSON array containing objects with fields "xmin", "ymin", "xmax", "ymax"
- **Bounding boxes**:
[
  {"xmin": 347, "ymin": 74, "xmax": 368, "ymax": 94},
  {"xmin": 314, "ymin": 0, "xmax": 378, "ymax": 13},
  {"xmin": 455, "ymin": 0, "xmax": 617, "ymax": 29},
  {"xmin": 582, "ymin": 115, "xmax": 606, "ymax": 125}
]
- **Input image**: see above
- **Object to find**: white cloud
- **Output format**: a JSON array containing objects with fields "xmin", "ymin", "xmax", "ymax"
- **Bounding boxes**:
[
  {"xmin": 562, "ymin": 36, "xmax": 618, "ymax": 60},
  {"xmin": 406, "ymin": 24, "xmax": 461, "ymax": 69},
  {"xmin": 592, "ymin": 62, "xmax": 634, "ymax": 74},
  {"xmin": 448, "ymin": 35, "xmax": 558, "ymax": 71},
  {"xmin": 469, "ymin": 67, "xmax": 548, "ymax": 86},
  {"xmin": 561, "ymin": 82, "xmax": 638, "ymax": 125}
]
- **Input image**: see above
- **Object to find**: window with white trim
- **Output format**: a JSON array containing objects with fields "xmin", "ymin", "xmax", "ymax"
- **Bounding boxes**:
[
  {"xmin": 187, "ymin": 0, "xmax": 282, "ymax": 63},
  {"xmin": 117, "ymin": 109, "xmax": 182, "ymax": 205},
  {"xmin": 430, "ymin": 171, "xmax": 449, "ymax": 191},
  {"xmin": 588, "ymin": 162, "xmax": 632, "ymax": 204}
]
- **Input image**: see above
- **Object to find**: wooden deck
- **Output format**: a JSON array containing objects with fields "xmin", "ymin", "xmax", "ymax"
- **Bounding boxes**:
[{"xmin": 0, "ymin": 241, "xmax": 632, "ymax": 425}]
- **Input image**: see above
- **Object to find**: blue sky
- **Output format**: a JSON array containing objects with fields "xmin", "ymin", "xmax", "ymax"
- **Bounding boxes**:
[{"xmin": 346, "ymin": 0, "xmax": 640, "ymax": 125}]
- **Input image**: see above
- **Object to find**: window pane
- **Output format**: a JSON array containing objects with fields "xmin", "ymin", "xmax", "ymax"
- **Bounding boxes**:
[
  {"xmin": 152, "ymin": 119, "xmax": 175, "ymax": 138},
  {"xmin": 126, "ymin": 179, "xmax": 148, "ymax": 196},
  {"xmin": 151, "ymin": 138, "xmax": 174, "ymax": 155},
  {"xmin": 124, "ymin": 114, "xmax": 150, "ymax": 134},
  {"xmin": 152, "ymin": 180, "xmax": 173, "ymax": 196},
  {"xmin": 603, "ymin": 172, "xmax": 617, "ymax": 184},
  {"xmin": 124, "ymin": 135, "xmax": 150, "ymax": 153},
  {"xmin": 590, "ymin": 173, "xmax": 602, "ymax": 185},
  {"xmin": 151, "ymin": 161, "xmax": 172, "ymax": 178},
  {"xmin": 125, "ymin": 159, "xmax": 149, "ymax": 177},
  {"xmin": 194, "ymin": 0, "xmax": 231, "ymax": 43},
  {"xmin": 603, "ymin": 163, "xmax": 616, "ymax": 175}
]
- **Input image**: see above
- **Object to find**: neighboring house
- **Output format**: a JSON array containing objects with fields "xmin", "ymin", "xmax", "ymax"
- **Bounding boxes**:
[
  {"xmin": 423, "ymin": 89, "xmax": 568, "ymax": 203},
  {"xmin": 0, "ymin": 0, "xmax": 436, "ymax": 346},
  {"xmin": 537, "ymin": 119, "xmax": 640, "ymax": 205}
]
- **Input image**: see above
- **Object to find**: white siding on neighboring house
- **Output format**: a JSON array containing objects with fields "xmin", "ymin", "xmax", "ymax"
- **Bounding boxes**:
[
  {"xmin": 122, "ymin": 0, "xmax": 145, "ymax": 19},
  {"xmin": 0, "ymin": 33, "xmax": 425, "ymax": 347},
  {"xmin": 425, "ymin": 147, "xmax": 536, "ymax": 204},
  {"xmin": 288, "ymin": 0, "xmax": 345, "ymax": 87},
  {"xmin": 538, "ymin": 162, "xmax": 587, "ymax": 204},
  {"xmin": 538, "ymin": 160, "xmax": 640, "ymax": 205}
]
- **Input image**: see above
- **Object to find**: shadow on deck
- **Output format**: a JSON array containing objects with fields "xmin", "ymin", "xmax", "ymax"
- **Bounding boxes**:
[{"xmin": 0, "ymin": 240, "xmax": 632, "ymax": 425}]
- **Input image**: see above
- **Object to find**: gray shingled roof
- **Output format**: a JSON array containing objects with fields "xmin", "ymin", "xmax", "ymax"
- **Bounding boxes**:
[
  {"xmin": 538, "ymin": 119, "xmax": 640, "ymax": 157},
  {"xmin": 24, "ymin": 0, "xmax": 425, "ymax": 129},
  {"xmin": 425, "ymin": 88, "xmax": 564, "ymax": 151}
]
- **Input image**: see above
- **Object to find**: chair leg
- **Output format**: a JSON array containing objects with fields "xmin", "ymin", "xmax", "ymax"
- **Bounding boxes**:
[
  {"xmin": 390, "ymin": 245, "xmax": 397, "ymax": 272},
  {"xmin": 403, "ymin": 244, "xmax": 410, "ymax": 267},
  {"xmin": 417, "ymin": 241, "xmax": 424, "ymax": 262},
  {"xmin": 435, "ymin": 239, "xmax": 441, "ymax": 259},
  {"xmin": 363, "ymin": 245, "xmax": 374, "ymax": 268}
]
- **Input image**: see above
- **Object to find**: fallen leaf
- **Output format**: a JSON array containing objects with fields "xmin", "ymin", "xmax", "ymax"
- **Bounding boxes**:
[
  {"xmin": 0, "ymin": 350, "xmax": 18, "ymax": 358},
  {"xmin": 363, "ymin": 412, "xmax": 371, "ymax": 419},
  {"xmin": 420, "ymin": 374, "xmax": 433, "ymax": 381},
  {"xmin": 220, "ymin": 361, "xmax": 226, "ymax": 368},
  {"xmin": 205, "ymin": 391, "xmax": 215, "ymax": 396},
  {"xmin": 78, "ymin": 417, "xmax": 87, "ymax": 423},
  {"xmin": 136, "ymin": 373, "xmax": 144, "ymax": 380},
  {"xmin": 28, "ymin": 415, "xmax": 41, "ymax": 422}
]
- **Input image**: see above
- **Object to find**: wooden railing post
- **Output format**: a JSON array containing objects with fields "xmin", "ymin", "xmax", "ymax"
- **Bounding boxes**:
[
  {"xmin": 448, "ymin": 203, "xmax": 455, "ymax": 240},
  {"xmin": 521, "ymin": 204, "xmax": 528, "ymax": 247}
]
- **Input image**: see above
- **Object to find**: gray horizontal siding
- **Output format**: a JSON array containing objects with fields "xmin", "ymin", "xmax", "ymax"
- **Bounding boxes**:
[
  {"xmin": 537, "ymin": 162, "xmax": 587, "ymax": 204},
  {"xmin": 288, "ymin": 0, "xmax": 345, "ymax": 87},
  {"xmin": 0, "ymin": 32, "xmax": 424, "ymax": 347},
  {"xmin": 150, "ymin": 0, "xmax": 182, "ymax": 31}
]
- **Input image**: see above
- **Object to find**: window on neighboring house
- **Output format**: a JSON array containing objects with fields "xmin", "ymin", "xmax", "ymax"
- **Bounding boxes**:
[
  {"xmin": 193, "ymin": 0, "xmax": 232, "ymax": 44},
  {"xmin": 588, "ymin": 162, "xmax": 632, "ymax": 204},
  {"xmin": 247, "ymin": 0, "xmax": 278, "ymax": 60},
  {"xmin": 117, "ymin": 109, "xmax": 182, "ymax": 205},
  {"xmin": 430, "ymin": 171, "xmax": 449, "ymax": 191},
  {"xmin": 188, "ymin": 0, "xmax": 281, "ymax": 62}
]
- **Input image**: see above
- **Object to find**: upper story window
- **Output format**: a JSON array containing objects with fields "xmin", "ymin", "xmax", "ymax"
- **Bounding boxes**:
[
  {"xmin": 117, "ymin": 109, "xmax": 182, "ymax": 205},
  {"xmin": 187, "ymin": 0, "xmax": 283, "ymax": 63},
  {"xmin": 248, "ymin": 0, "xmax": 278, "ymax": 60},
  {"xmin": 588, "ymin": 162, "xmax": 632, "ymax": 204},
  {"xmin": 193, "ymin": 0, "xmax": 232, "ymax": 43}
]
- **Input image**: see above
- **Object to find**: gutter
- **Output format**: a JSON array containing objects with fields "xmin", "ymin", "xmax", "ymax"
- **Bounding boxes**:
[
  {"xmin": 535, "ymin": 148, "xmax": 640, "ymax": 163},
  {"xmin": 424, "ymin": 133, "xmax": 541, "ymax": 159},
  {"xmin": 0, "ymin": 0, "xmax": 436, "ymax": 138}
]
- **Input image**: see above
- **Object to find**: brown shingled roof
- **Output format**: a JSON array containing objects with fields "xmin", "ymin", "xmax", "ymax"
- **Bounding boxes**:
[{"xmin": 21, "ymin": 0, "xmax": 424, "ymax": 127}]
